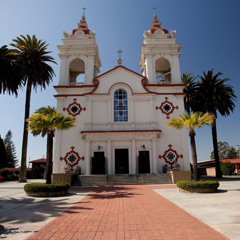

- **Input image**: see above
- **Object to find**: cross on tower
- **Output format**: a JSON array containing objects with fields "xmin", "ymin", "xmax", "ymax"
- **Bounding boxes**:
[
  {"xmin": 153, "ymin": 7, "xmax": 157, "ymax": 16},
  {"xmin": 82, "ymin": 7, "xmax": 86, "ymax": 17},
  {"xmin": 117, "ymin": 49, "xmax": 123, "ymax": 65},
  {"xmin": 117, "ymin": 49, "xmax": 123, "ymax": 60}
]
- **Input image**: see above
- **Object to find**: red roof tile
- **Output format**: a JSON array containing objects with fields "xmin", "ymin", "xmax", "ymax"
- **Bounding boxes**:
[{"xmin": 29, "ymin": 158, "xmax": 46, "ymax": 163}]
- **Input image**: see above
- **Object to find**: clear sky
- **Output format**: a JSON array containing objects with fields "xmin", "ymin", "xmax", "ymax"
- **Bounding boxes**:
[{"xmin": 0, "ymin": 0, "xmax": 240, "ymax": 166}]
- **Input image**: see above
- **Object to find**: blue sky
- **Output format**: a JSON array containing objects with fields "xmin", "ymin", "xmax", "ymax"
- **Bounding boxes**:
[{"xmin": 0, "ymin": 0, "xmax": 240, "ymax": 165}]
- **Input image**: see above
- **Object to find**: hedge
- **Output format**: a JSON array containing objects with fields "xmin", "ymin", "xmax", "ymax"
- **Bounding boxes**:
[
  {"xmin": 0, "ymin": 169, "xmax": 19, "ymax": 181},
  {"xmin": 220, "ymin": 162, "xmax": 235, "ymax": 175},
  {"xmin": 176, "ymin": 180, "xmax": 219, "ymax": 190},
  {"xmin": 24, "ymin": 183, "xmax": 70, "ymax": 193}
]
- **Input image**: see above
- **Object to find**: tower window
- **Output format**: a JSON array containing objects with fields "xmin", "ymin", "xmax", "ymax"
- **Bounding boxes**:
[
  {"xmin": 114, "ymin": 89, "xmax": 128, "ymax": 122},
  {"xmin": 69, "ymin": 58, "xmax": 85, "ymax": 85},
  {"xmin": 155, "ymin": 58, "xmax": 171, "ymax": 83}
]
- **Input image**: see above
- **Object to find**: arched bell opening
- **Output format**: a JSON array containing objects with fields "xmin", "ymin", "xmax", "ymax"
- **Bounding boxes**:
[
  {"xmin": 155, "ymin": 58, "xmax": 171, "ymax": 83},
  {"xmin": 69, "ymin": 58, "xmax": 85, "ymax": 85}
]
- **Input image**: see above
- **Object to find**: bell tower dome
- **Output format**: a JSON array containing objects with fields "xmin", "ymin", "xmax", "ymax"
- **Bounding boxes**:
[
  {"xmin": 139, "ymin": 8, "xmax": 181, "ymax": 84},
  {"xmin": 58, "ymin": 8, "xmax": 101, "ymax": 85}
]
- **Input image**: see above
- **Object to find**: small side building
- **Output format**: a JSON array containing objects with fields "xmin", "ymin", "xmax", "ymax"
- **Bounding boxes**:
[{"xmin": 30, "ymin": 158, "xmax": 46, "ymax": 179}]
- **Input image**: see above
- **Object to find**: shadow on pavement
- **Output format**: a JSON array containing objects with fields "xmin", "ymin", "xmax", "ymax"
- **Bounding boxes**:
[
  {"xmin": 0, "ymin": 195, "xmax": 91, "ymax": 224},
  {"xmin": 86, "ymin": 185, "xmax": 140, "ymax": 199}
]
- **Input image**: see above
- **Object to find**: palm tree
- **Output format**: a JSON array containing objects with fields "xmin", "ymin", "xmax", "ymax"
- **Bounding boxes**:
[
  {"xmin": 168, "ymin": 112, "xmax": 215, "ymax": 181},
  {"xmin": 0, "ymin": 45, "xmax": 23, "ymax": 95},
  {"xmin": 28, "ymin": 106, "xmax": 75, "ymax": 184},
  {"xmin": 181, "ymin": 73, "xmax": 198, "ymax": 114},
  {"xmin": 194, "ymin": 70, "xmax": 237, "ymax": 178},
  {"xmin": 11, "ymin": 35, "xmax": 56, "ymax": 182}
]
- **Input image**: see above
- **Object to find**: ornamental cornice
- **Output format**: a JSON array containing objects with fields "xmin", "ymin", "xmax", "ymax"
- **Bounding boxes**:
[
  {"xmin": 81, "ymin": 130, "xmax": 161, "ymax": 141},
  {"xmin": 58, "ymin": 45, "xmax": 99, "ymax": 53}
]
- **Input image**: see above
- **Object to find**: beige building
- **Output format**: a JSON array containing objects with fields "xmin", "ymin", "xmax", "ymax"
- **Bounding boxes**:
[{"xmin": 53, "ymin": 10, "xmax": 190, "ymax": 176}]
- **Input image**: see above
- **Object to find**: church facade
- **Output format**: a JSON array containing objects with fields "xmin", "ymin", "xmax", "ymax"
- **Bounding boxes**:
[{"xmin": 53, "ymin": 10, "xmax": 190, "ymax": 176}]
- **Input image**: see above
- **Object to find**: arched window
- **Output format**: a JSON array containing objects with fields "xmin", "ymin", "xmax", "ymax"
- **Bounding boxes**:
[
  {"xmin": 69, "ymin": 58, "xmax": 85, "ymax": 85},
  {"xmin": 114, "ymin": 89, "xmax": 128, "ymax": 122},
  {"xmin": 155, "ymin": 58, "xmax": 171, "ymax": 83}
]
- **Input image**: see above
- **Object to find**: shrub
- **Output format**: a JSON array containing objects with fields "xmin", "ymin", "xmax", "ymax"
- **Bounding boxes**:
[
  {"xmin": 176, "ymin": 180, "xmax": 219, "ymax": 190},
  {"xmin": 0, "ymin": 169, "xmax": 19, "ymax": 181},
  {"xmin": 24, "ymin": 183, "xmax": 70, "ymax": 193},
  {"xmin": 220, "ymin": 162, "xmax": 235, "ymax": 175}
]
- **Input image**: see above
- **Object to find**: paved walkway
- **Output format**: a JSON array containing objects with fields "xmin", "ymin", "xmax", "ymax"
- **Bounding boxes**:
[{"xmin": 27, "ymin": 185, "xmax": 227, "ymax": 240}]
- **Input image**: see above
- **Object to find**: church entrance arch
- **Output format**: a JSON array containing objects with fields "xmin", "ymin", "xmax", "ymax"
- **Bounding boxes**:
[
  {"xmin": 138, "ymin": 151, "xmax": 150, "ymax": 174},
  {"xmin": 115, "ymin": 149, "xmax": 129, "ymax": 174},
  {"xmin": 92, "ymin": 151, "xmax": 105, "ymax": 174}
]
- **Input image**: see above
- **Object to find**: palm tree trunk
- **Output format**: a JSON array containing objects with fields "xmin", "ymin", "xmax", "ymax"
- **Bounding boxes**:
[
  {"xmin": 46, "ymin": 132, "xmax": 54, "ymax": 184},
  {"xmin": 19, "ymin": 80, "xmax": 32, "ymax": 182},
  {"xmin": 190, "ymin": 132, "xmax": 198, "ymax": 181},
  {"xmin": 211, "ymin": 118, "xmax": 222, "ymax": 178}
]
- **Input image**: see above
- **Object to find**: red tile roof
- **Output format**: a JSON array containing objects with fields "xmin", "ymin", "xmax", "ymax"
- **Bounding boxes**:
[
  {"xmin": 29, "ymin": 158, "xmax": 46, "ymax": 163},
  {"xmin": 221, "ymin": 158, "xmax": 240, "ymax": 164}
]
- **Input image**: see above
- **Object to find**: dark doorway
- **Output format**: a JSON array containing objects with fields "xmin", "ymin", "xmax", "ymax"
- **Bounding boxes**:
[
  {"xmin": 92, "ymin": 151, "xmax": 105, "ymax": 174},
  {"xmin": 138, "ymin": 151, "xmax": 150, "ymax": 174},
  {"xmin": 115, "ymin": 149, "xmax": 129, "ymax": 174}
]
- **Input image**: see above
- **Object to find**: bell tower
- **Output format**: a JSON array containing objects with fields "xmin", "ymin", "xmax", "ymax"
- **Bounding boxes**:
[
  {"xmin": 139, "ymin": 8, "xmax": 181, "ymax": 84},
  {"xmin": 58, "ymin": 8, "xmax": 101, "ymax": 85}
]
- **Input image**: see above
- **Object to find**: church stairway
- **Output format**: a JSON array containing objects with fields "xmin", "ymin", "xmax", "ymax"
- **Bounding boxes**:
[{"xmin": 76, "ymin": 173, "xmax": 172, "ymax": 186}]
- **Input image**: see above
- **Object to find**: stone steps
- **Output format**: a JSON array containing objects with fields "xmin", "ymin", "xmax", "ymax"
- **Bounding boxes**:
[
  {"xmin": 76, "ymin": 174, "xmax": 172, "ymax": 186},
  {"xmin": 78, "ymin": 175, "xmax": 107, "ymax": 186}
]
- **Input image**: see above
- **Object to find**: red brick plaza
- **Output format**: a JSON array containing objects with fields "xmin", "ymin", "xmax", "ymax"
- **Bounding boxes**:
[{"xmin": 28, "ymin": 185, "xmax": 227, "ymax": 240}]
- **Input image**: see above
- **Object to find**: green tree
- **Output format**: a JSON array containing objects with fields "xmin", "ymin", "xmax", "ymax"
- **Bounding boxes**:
[
  {"xmin": 181, "ymin": 73, "xmax": 198, "ymax": 114},
  {"xmin": 168, "ymin": 112, "xmax": 215, "ymax": 181},
  {"xmin": 0, "ymin": 45, "xmax": 23, "ymax": 95},
  {"xmin": 4, "ymin": 130, "xmax": 18, "ymax": 167},
  {"xmin": 220, "ymin": 162, "xmax": 235, "ymax": 175},
  {"xmin": 210, "ymin": 141, "xmax": 229, "ymax": 160},
  {"xmin": 227, "ymin": 147, "xmax": 238, "ymax": 159},
  {"xmin": 210, "ymin": 141, "xmax": 238, "ymax": 160},
  {"xmin": 28, "ymin": 106, "xmax": 75, "ymax": 184},
  {"xmin": 194, "ymin": 70, "xmax": 237, "ymax": 178},
  {"xmin": 11, "ymin": 35, "xmax": 56, "ymax": 182},
  {"xmin": 0, "ymin": 135, "xmax": 7, "ymax": 169}
]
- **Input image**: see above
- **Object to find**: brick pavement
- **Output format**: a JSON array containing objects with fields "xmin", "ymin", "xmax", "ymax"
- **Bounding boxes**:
[{"xmin": 27, "ymin": 185, "xmax": 227, "ymax": 240}]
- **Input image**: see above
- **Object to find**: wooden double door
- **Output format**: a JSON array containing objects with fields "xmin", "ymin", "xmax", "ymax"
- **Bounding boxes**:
[
  {"xmin": 138, "ymin": 151, "xmax": 150, "ymax": 174},
  {"xmin": 92, "ymin": 151, "xmax": 105, "ymax": 174},
  {"xmin": 115, "ymin": 149, "xmax": 129, "ymax": 174}
]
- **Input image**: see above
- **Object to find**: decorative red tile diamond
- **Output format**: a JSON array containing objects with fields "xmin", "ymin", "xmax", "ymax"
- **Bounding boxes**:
[
  {"xmin": 63, "ymin": 98, "xmax": 86, "ymax": 118},
  {"xmin": 159, "ymin": 144, "xmax": 183, "ymax": 169},
  {"xmin": 156, "ymin": 97, "xmax": 178, "ymax": 119},
  {"xmin": 60, "ymin": 146, "xmax": 84, "ymax": 170}
]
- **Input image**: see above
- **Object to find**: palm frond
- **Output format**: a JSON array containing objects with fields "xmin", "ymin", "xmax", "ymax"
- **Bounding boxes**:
[
  {"xmin": 168, "ymin": 112, "xmax": 214, "ymax": 134},
  {"xmin": 27, "ymin": 106, "xmax": 75, "ymax": 138}
]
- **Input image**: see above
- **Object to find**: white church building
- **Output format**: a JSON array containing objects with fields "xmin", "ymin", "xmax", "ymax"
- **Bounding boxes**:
[{"xmin": 52, "ymin": 9, "xmax": 190, "ymax": 178}]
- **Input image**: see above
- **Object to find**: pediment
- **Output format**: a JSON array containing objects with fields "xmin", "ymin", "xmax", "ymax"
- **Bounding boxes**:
[{"xmin": 93, "ymin": 66, "xmax": 148, "ymax": 94}]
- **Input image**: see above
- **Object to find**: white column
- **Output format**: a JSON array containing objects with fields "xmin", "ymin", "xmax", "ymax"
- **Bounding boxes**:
[
  {"xmin": 59, "ymin": 56, "xmax": 68, "ymax": 85},
  {"xmin": 107, "ymin": 140, "xmax": 112, "ymax": 174},
  {"xmin": 85, "ymin": 56, "xmax": 94, "ymax": 84},
  {"xmin": 130, "ymin": 97, "xmax": 135, "ymax": 125},
  {"xmin": 107, "ymin": 97, "xmax": 111, "ymax": 129},
  {"xmin": 53, "ymin": 98, "xmax": 64, "ymax": 173},
  {"xmin": 87, "ymin": 99, "xmax": 91, "ymax": 126},
  {"xmin": 152, "ymin": 138, "xmax": 158, "ymax": 173},
  {"xmin": 171, "ymin": 54, "xmax": 181, "ymax": 83},
  {"xmin": 85, "ymin": 140, "xmax": 91, "ymax": 175},
  {"xmin": 150, "ymin": 98, "xmax": 154, "ymax": 121},
  {"xmin": 145, "ymin": 56, "xmax": 154, "ymax": 83},
  {"xmin": 131, "ymin": 139, "xmax": 136, "ymax": 174}
]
